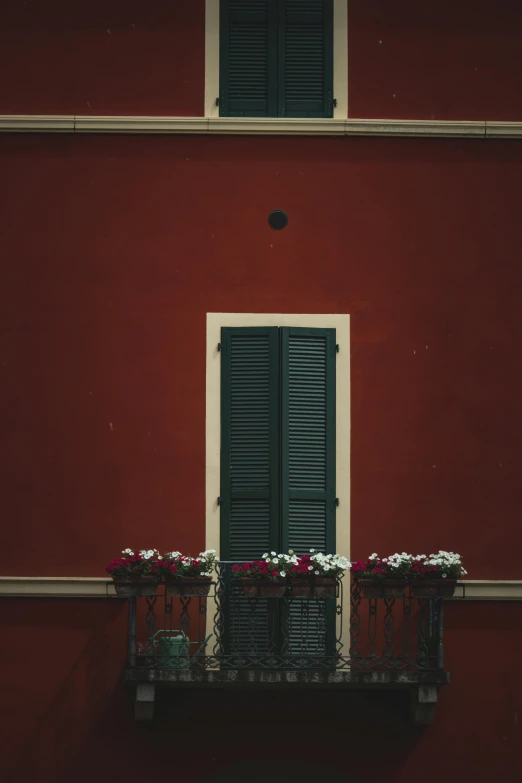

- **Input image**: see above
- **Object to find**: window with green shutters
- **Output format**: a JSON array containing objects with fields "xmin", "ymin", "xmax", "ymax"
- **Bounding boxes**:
[{"xmin": 219, "ymin": 0, "xmax": 334, "ymax": 118}]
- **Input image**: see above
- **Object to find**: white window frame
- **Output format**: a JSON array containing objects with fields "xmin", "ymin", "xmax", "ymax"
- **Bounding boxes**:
[
  {"xmin": 206, "ymin": 312, "xmax": 351, "ymax": 650},
  {"xmin": 205, "ymin": 312, "xmax": 350, "ymax": 559},
  {"xmin": 204, "ymin": 0, "xmax": 349, "ymax": 120}
]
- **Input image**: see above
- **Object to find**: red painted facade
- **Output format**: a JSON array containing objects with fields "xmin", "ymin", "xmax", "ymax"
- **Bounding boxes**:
[
  {"xmin": 349, "ymin": 0, "xmax": 522, "ymax": 120},
  {"xmin": 1, "ymin": 0, "xmax": 521, "ymax": 119},
  {"xmin": 2, "ymin": 3, "xmax": 522, "ymax": 781},
  {"xmin": 0, "ymin": 0, "xmax": 205, "ymax": 115},
  {"xmin": 2, "ymin": 134, "xmax": 522, "ymax": 578},
  {"xmin": 2, "ymin": 600, "xmax": 522, "ymax": 782}
]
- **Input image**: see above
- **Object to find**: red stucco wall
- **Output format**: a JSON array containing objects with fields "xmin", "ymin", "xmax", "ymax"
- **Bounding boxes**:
[
  {"xmin": 2, "ymin": 0, "xmax": 522, "ymax": 120},
  {"xmin": 2, "ymin": 134, "xmax": 522, "ymax": 578},
  {"xmin": 2, "ymin": 600, "xmax": 522, "ymax": 783},
  {"xmin": 349, "ymin": 0, "xmax": 522, "ymax": 120},
  {"xmin": 0, "ymin": 0, "xmax": 205, "ymax": 115}
]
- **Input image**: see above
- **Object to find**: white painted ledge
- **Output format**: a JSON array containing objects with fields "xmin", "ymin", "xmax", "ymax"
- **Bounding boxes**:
[
  {"xmin": 0, "ymin": 115, "xmax": 521, "ymax": 138},
  {"xmin": 0, "ymin": 114, "xmax": 75, "ymax": 132},
  {"xmin": 0, "ymin": 576, "xmax": 117, "ymax": 598},
  {"xmin": 1, "ymin": 577, "xmax": 522, "ymax": 600},
  {"xmin": 345, "ymin": 119, "xmax": 486, "ymax": 138},
  {"xmin": 485, "ymin": 121, "xmax": 522, "ymax": 138},
  {"xmin": 449, "ymin": 581, "xmax": 522, "ymax": 601}
]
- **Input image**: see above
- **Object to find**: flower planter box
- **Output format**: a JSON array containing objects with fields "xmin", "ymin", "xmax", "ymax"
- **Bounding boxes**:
[
  {"xmin": 411, "ymin": 579, "xmax": 457, "ymax": 598},
  {"xmin": 113, "ymin": 577, "xmax": 158, "ymax": 597},
  {"xmin": 357, "ymin": 579, "xmax": 407, "ymax": 599},
  {"xmin": 238, "ymin": 580, "xmax": 287, "ymax": 598},
  {"xmin": 291, "ymin": 578, "xmax": 337, "ymax": 598},
  {"xmin": 290, "ymin": 579, "xmax": 313, "ymax": 598},
  {"xmin": 311, "ymin": 578, "xmax": 337, "ymax": 598},
  {"xmin": 166, "ymin": 578, "xmax": 213, "ymax": 597}
]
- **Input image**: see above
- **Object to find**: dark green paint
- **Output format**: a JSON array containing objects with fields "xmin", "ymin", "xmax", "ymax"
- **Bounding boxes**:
[{"xmin": 220, "ymin": 0, "xmax": 333, "ymax": 118}]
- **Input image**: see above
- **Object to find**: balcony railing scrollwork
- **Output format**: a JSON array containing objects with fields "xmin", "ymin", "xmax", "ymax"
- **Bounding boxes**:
[{"xmin": 125, "ymin": 561, "xmax": 448, "ymax": 673}]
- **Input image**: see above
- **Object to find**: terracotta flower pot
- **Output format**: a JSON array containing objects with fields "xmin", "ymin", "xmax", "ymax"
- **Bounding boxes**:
[
  {"xmin": 238, "ymin": 580, "xmax": 286, "ymax": 598},
  {"xmin": 311, "ymin": 578, "xmax": 337, "ymax": 598},
  {"xmin": 357, "ymin": 579, "xmax": 407, "ymax": 599},
  {"xmin": 113, "ymin": 576, "xmax": 158, "ymax": 597},
  {"xmin": 166, "ymin": 577, "xmax": 213, "ymax": 597},
  {"xmin": 411, "ymin": 579, "xmax": 457, "ymax": 598}
]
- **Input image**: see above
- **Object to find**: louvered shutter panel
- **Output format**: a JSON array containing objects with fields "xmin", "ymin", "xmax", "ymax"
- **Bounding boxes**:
[
  {"xmin": 219, "ymin": 0, "xmax": 278, "ymax": 117},
  {"xmin": 220, "ymin": 327, "xmax": 280, "ymax": 659},
  {"xmin": 278, "ymin": 0, "xmax": 334, "ymax": 118},
  {"xmin": 280, "ymin": 327, "xmax": 336, "ymax": 555},
  {"xmin": 280, "ymin": 327, "xmax": 336, "ymax": 657},
  {"xmin": 220, "ymin": 327, "xmax": 280, "ymax": 559}
]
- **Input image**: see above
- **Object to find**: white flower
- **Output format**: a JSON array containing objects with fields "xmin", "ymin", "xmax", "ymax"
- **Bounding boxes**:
[
  {"xmin": 314, "ymin": 570, "xmax": 320, "ymax": 575},
  {"xmin": 280, "ymin": 571, "xmax": 286, "ymax": 578},
  {"xmin": 442, "ymin": 573, "xmax": 447, "ymax": 578},
  {"xmin": 122, "ymin": 548, "xmax": 134, "ymax": 556},
  {"xmin": 271, "ymin": 551, "xmax": 276, "ymax": 556},
  {"xmin": 308, "ymin": 566, "xmax": 313, "ymax": 571},
  {"xmin": 273, "ymin": 558, "xmax": 279, "ymax": 564},
  {"xmin": 262, "ymin": 553, "xmax": 268, "ymax": 558}
]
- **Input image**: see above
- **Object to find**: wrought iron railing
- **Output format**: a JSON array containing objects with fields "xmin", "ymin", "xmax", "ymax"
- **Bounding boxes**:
[{"xmin": 125, "ymin": 562, "xmax": 447, "ymax": 672}]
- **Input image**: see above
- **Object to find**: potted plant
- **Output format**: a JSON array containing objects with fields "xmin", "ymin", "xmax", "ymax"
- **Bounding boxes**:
[
  {"xmin": 410, "ymin": 551, "xmax": 466, "ymax": 597},
  {"xmin": 232, "ymin": 553, "xmax": 289, "ymax": 597},
  {"xmin": 161, "ymin": 549, "xmax": 217, "ymax": 597},
  {"xmin": 351, "ymin": 552, "xmax": 413, "ymax": 598},
  {"xmin": 106, "ymin": 548, "xmax": 161, "ymax": 596},
  {"xmin": 289, "ymin": 550, "xmax": 349, "ymax": 598}
]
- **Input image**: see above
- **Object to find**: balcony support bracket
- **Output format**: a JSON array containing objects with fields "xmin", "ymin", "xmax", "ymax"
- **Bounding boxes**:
[
  {"xmin": 412, "ymin": 685, "xmax": 438, "ymax": 725},
  {"xmin": 135, "ymin": 683, "xmax": 155, "ymax": 721}
]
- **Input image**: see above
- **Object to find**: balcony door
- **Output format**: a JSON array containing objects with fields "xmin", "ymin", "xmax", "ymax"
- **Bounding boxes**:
[{"xmin": 219, "ymin": 325, "xmax": 336, "ymax": 659}]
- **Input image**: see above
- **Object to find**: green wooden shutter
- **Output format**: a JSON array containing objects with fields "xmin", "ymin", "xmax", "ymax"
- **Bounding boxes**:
[
  {"xmin": 278, "ymin": 0, "xmax": 334, "ymax": 118},
  {"xmin": 280, "ymin": 327, "xmax": 337, "ymax": 658},
  {"xmin": 280, "ymin": 327, "xmax": 336, "ymax": 555},
  {"xmin": 219, "ymin": 0, "xmax": 278, "ymax": 117},
  {"xmin": 220, "ymin": 326, "xmax": 280, "ymax": 661},
  {"xmin": 220, "ymin": 327, "xmax": 280, "ymax": 560}
]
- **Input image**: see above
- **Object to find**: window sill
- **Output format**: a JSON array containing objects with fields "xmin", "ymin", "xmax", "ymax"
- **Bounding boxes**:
[{"xmin": 1, "ymin": 115, "xmax": 522, "ymax": 138}]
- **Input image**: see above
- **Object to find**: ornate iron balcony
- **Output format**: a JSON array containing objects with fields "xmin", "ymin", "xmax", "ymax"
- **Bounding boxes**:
[{"xmin": 122, "ymin": 562, "xmax": 450, "ymax": 721}]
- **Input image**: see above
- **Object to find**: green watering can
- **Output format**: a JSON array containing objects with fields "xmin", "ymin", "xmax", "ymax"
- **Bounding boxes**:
[{"xmin": 151, "ymin": 630, "xmax": 213, "ymax": 669}]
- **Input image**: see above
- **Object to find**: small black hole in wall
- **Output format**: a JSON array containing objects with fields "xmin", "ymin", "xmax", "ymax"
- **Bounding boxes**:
[{"xmin": 268, "ymin": 209, "xmax": 288, "ymax": 230}]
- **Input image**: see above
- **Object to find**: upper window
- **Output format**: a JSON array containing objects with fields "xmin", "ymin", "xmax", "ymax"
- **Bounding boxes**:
[{"xmin": 219, "ymin": 0, "xmax": 334, "ymax": 118}]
